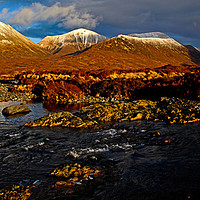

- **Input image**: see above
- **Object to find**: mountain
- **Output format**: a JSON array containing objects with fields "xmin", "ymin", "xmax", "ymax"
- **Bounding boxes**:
[
  {"xmin": 0, "ymin": 29, "xmax": 199, "ymax": 77},
  {"xmin": 184, "ymin": 45, "xmax": 200, "ymax": 65},
  {"xmin": 117, "ymin": 34, "xmax": 186, "ymax": 50},
  {"xmin": 58, "ymin": 34, "xmax": 197, "ymax": 70},
  {"xmin": 124, "ymin": 32, "xmax": 200, "ymax": 65},
  {"xmin": 38, "ymin": 28, "xmax": 108, "ymax": 56},
  {"xmin": 0, "ymin": 22, "xmax": 51, "ymax": 58}
]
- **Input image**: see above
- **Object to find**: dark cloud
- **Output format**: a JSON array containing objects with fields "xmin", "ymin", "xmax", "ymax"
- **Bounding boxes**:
[
  {"xmin": 0, "ymin": 0, "xmax": 200, "ymax": 47},
  {"xmin": 86, "ymin": 0, "xmax": 200, "ymax": 47},
  {"xmin": 77, "ymin": 0, "xmax": 200, "ymax": 32},
  {"xmin": 15, "ymin": 22, "xmax": 71, "ymax": 38}
]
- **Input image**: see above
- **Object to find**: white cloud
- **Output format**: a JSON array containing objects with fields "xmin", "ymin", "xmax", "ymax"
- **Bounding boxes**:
[
  {"xmin": 0, "ymin": 8, "xmax": 9, "ymax": 20},
  {"xmin": 4, "ymin": 2, "xmax": 100, "ymax": 29}
]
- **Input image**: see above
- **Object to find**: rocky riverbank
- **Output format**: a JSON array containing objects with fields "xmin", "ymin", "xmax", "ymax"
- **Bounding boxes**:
[
  {"xmin": 9, "ymin": 65, "xmax": 200, "ymax": 104},
  {"xmin": 25, "ymin": 97, "xmax": 200, "ymax": 128},
  {"xmin": 0, "ymin": 83, "xmax": 34, "ymax": 102}
]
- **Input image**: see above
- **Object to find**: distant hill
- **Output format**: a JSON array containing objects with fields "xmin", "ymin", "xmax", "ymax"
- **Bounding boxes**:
[
  {"xmin": 38, "ymin": 28, "xmax": 108, "ymax": 56},
  {"xmin": 0, "ymin": 21, "xmax": 51, "ymax": 58}
]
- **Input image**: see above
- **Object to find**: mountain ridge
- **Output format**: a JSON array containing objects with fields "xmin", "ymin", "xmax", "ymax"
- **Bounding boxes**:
[
  {"xmin": 128, "ymin": 32, "xmax": 171, "ymax": 39},
  {"xmin": 0, "ymin": 21, "xmax": 51, "ymax": 58},
  {"xmin": 117, "ymin": 34, "xmax": 184, "ymax": 49},
  {"xmin": 60, "ymin": 35, "xmax": 198, "ymax": 70},
  {"xmin": 0, "ymin": 23, "xmax": 199, "ymax": 77}
]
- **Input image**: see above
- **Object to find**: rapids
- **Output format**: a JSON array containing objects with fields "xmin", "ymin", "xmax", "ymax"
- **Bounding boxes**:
[{"xmin": 0, "ymin": 101, "xmax": 200, "ymax": 200}]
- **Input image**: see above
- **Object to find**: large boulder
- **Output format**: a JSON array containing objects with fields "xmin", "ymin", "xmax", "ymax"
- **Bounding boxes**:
[{"xmin": 2, "ymin": 104, "xmax": 31, "ymax": 116}]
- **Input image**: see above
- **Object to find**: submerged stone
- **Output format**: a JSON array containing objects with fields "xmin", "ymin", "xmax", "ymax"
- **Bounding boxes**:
[{"xmin": 51, "ymin": 163, "xmax": 100, "ymax": 190}]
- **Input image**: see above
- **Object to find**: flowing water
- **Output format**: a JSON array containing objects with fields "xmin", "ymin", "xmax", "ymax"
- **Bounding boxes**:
[{"xmin": 0, "ymin": 101, "xmax": 200, "ymax": 200}]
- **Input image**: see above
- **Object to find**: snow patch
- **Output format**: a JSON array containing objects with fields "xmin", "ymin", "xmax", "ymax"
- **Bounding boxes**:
[
  {"xmin": 128, "ymin": 32, "xmax": 170, "ymax": 39},
  {"xmin": 68, "ymin": 28, "xmax": 101, "ymax": 37},
  {"xmin": 118, "ymin": 34, "xmax": 183, "ymax": 48},
  {"xmin": 59, "ymin": 28, "xmax": 107, "ymax": 47}
]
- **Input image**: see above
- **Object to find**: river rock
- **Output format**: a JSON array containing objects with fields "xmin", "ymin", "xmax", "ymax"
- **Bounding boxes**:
[
  {"xmin": 24, "ymin": 98, "xmax": 200, "ymax": 129},
  {"xmin": 24, "ymin": 111, "xmax": 97, "ymax": 128},
  {"xmin": 25, "ymin": 100, "xmax": 156, "ymax": 128},
  {"xmin": 2, "ymin": 104, "xmax": 31, "ymax": 116}
]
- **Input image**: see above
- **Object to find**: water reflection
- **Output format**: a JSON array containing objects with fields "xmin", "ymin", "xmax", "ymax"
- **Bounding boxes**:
[
  {"xmin": 43, "ymin": 102, "xmax": 87, "ymax": 113},
  {"xmin": 0, "ymin": 101, "xmax": 49, "ymax": 129}
]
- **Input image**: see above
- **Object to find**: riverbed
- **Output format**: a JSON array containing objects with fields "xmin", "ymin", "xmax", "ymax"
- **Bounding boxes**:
[{"xmin": 0, "ymin": 101, "xmax": 200, "ymax": 200}]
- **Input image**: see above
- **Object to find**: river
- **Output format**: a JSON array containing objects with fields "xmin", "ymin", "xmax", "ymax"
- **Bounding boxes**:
[{"xmin": 0, "ymin": 101, "xmax": 200, "ymax": 200}]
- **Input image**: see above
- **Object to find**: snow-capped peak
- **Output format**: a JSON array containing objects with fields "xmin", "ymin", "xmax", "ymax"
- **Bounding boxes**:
[
  {"xmin": 39, "ymin": 28, "xmax": 108, "ymax": 54},
  {"xmin": 55, "ymin": 28, "xmax": 107, "ymax": 47},
  {"xmin": 117, "ymin": 34, "xmax": 183, "ymax": 48},
  {"xmin": 44, "ymin": 28, "xmax": 105, "ymax": 39},
  {"xmin": 128, "ymin": 32, "xmax": 171, "ymax": 39},
  {"xmin": 65, "ymin": 28, "xmax": 101, "ymax": 37}
]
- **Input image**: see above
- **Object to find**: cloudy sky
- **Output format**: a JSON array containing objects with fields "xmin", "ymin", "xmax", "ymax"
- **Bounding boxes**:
[{"xmin": 0, "ymin": 0, "xmax": 200, "ymax": 47}]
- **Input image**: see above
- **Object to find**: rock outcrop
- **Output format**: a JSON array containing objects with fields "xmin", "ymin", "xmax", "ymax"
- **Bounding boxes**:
[{"xmin": 25, "ymin": 98, "xmax": 200, "ymax": 128}]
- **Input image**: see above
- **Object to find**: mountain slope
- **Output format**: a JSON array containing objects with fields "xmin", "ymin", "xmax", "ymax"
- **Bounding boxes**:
[
  {"xmin": 59, "ymin": 34, "xmax": 197, "ymax": 70},
  {"xmin": 38, "ymin": 28, "xmax": 108, "ymax": 56},
  {"xmin": 0, "ymin": 21, "xmax": 51, "ymax": 58},
  {"xmin": 0, "ymin": 30, "xmax": 199, "ymax": 77},
  {"xmin": 126, "ymin": 32, "xmax": 200, "ymax": 64},
  {"xmin": 184, "ymin": 45, "xmax": 200, "ymax": 65}
]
